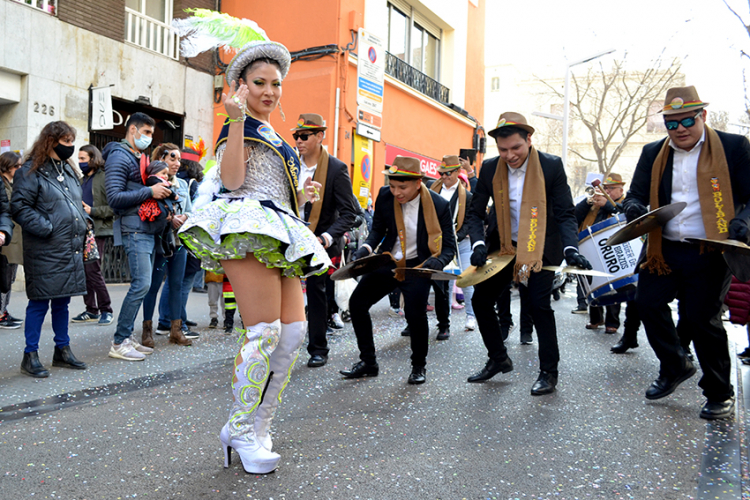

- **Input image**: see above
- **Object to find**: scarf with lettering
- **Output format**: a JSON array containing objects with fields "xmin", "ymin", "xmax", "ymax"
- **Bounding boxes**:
[
  {"xmin": 644, "ymin": 126, "xmax": 734, "ymax": 274},
  {"xmin": 393, "ymin": 183, "xmax": 442, "ymax": 280},
  {"xmin": 306, "ymin": 147, "xmax": 329, "ymax": 233},
  {"xmin": 492, "ymin": 147, "xmax": 546, "ymax": 284},
  {"xmin": 430, "ymin": 178, "xmax": 467, "ymax": 231},
  {"xmin": 579, "ymin": 193, "xmax": 625, "ymax": 232}
]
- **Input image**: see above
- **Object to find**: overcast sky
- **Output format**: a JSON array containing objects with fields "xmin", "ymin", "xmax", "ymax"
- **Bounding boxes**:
[{"xmin": 485, "ymin": 0, "xmax": 750, "ymax": 119}]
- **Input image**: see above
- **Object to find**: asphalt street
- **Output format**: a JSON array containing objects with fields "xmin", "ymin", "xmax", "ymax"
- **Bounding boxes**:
[{"xmin": 0, "ymin": 283, "xmax": 748, "ymax": 499}]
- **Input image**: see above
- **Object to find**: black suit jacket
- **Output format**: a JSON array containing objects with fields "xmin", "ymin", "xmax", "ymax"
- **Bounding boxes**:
[
  {"xmin": 302, "ymin": 155, "xmax": 359, "ymax": 257},
  {"xmin": 466, "ymin": 151, "xmax": 579, "ymax": 266},
  {"xmin": 365, "ymin": 185, "xmax": 456, "ymax": 268},
  {"xmin": 424, "ymin": 178, "xmax": 474, "ymax": 242},
  {"xmin": 624, "ymin": 131, "xmax": 750, "ymax": 228}
]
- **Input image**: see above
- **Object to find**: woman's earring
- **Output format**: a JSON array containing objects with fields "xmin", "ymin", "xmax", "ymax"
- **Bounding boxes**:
[{"xmin": 278, "ymin": 101, "xmax": 286, "ymax": 121}]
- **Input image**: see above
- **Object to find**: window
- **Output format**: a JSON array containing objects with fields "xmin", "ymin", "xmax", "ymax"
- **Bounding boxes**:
[
  {"xmin": 386, "ymin": 1, "xmax": 441, "ymax": 81},
  {"xmin": 125, "ymin": 0, "xmax": 178, "ymax": 59},
  {"xmin": 12, "ymin": 0, "xmax": 56, "ymax": 15},
  {"xmin": 491, "ymin": 77, "xmax": 500, "ymax": 92}
]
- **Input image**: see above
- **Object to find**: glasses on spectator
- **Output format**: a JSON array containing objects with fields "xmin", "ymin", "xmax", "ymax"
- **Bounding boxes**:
[
  {"xmin": 162, "ymin": 151, "xmax": 179, "ymax": 160},
  {"xmin": 664, "ymin": 111, "xmax": 702, "ymax": 131},
  {"xmin": 293, "ymin": 132, "xmax": 316, "ymax": 141},
  {"xmin": 439, "ymin": 171, "xmax": 455, "ymax": 177}
]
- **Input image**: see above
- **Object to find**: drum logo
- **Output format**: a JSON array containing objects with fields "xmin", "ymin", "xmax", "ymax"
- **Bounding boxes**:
[
  {"xmin": 528, "ymin": 206, "xmax": 538, "ymax": 252},
  {"xmin": 710, "ymin": 177, "xmax": 728, "ymax": 233}
]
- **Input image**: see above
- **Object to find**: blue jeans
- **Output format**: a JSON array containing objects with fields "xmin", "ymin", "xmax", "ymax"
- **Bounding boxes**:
[
  {"xmin": 143, "ymin": 246, "xmax": 187, "ymax": 324},
  {"xmin": 114, "ymin": 232, "xmax": 156, "ymax": 344},
  {"xmin": 25, "ymin": 297, "xmax": 71, "ymax": 353},
  {"xmin": 158, "ymin": 267, "xmax": 199, "ymax": 329}
]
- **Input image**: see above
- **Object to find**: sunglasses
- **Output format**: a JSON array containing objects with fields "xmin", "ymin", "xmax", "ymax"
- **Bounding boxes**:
[
  {"xmin": 664, "ymin": 111, "xmax": 702, "ymax": 131},
  {"xmin": 293, "ymin": 132, "xmax": 316, "ymax": 141},
  {"xmin": 161, "ymin": 151, "xmax": 179, "ymax": 160},
  {"xmin": 439, "ymin": 171, "xmax": 456, "ymax": 177}
]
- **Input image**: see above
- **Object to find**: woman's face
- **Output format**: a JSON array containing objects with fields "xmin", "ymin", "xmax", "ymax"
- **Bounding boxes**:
[
  {"xmin": 4, "ymin": 157, "xmax": 21, "ymax": 182},
  {"xmin": 239, "ymin": 62, "xmax": 282, "ymax": 119},
  {"xmin": 78, "ymin": 151, "xmax": 90, "ymax": 164},
  {"xmin": 163, "ymin": 149, "xmax": 181, "ymax": 175}
]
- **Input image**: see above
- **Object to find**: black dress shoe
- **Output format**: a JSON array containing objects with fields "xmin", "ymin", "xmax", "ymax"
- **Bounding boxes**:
[
  {"xmin": 610, "ymin": 336, "xmax": 638, "ymax": 354},
  {"xmin": 340, "ymin": 361, "xmax": 379, "ymax": 378},
  {"xmin": 307, "ymin": 355, "xmax": 328, "ymax": 368},
  {"xmin": 467, "ymin": 357, "xmax": 513, "ymax": 382},
  {"xmin": 52, "ymin": 346, "xmax": 87, "ymax": 370},
  {"xmin": 530, "ymin": 370, "xmax": 558, "ymax": 395},
  {"xmin": 401, "ymin": 326, "xmax": 411, "ymax": 337},
  {"xmin": 645, "ymin": 364, "xmax": 697, "ymax": 400},
  {"xmin": 408, "ymin": 367, "xmax": 426, "ymax": 384},
  {"xmin": 700, "ymin": 398, "xmax": 735, "ymax": 420},
  {"xmin": 21, "ymin": 351, "xmax": 49, "ymax": 378},
  {"xmin": 436, "ymin": 327, "xmax": 450, "ymax": 341}
]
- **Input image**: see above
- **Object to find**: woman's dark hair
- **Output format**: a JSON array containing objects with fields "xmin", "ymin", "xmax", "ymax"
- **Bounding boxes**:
[
  {"xmin": 151, "ymin": 142, "xmax": 180, "ymax": 162},
  {"xmin": 0, "ymin": 151, "xmax": 21, "ymax": 175},
  {"xmin": 26, "ymin": 121, "xmax": 76, "ymax": 172},
  {"xmin": 240, "ymin": 57, "xmax": 282, "ymax": 82},
  {"xmin": 79, "ymin": 144, "xmax": 105, "ymax": 174},
  {"xmin": 180, "ymin": 148, "xmax": 204, "ymax": 183}
]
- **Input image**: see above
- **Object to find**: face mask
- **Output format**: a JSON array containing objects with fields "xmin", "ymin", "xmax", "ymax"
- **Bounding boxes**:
[
  {"xmin": 133, "ymin": 131, "xmax": 152, "ymax": 151},
  {"xmin": 53, "ymin": 143, "xmax": 75, "ymax": 161},
  {"xmin": 79, "ymin": 162, "xmax": 90, "ymax": 175}
]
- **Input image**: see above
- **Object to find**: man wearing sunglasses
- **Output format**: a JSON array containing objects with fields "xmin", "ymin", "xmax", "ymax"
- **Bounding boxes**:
[
  {"xmin": 624, "ymin": 86, "xmax": 750, "ymax": 420},
  {"xmin": 292, "ymin": 114, "xmax": 358, "ymax": 369}
]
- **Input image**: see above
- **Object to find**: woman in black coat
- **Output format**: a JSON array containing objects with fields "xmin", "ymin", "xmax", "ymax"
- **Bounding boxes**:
[{"xmin": 11, "ymin": 121, "xmax": 88, "ymax": 378}]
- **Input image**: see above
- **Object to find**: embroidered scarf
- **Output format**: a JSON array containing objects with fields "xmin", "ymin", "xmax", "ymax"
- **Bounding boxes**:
[
  {"xmin": 492, "ymin": 147, "xmax": 547, "ymax": 284},
  {"xmin": 430, "ymin": 178, "xmax": 467, "ymax": 231},
  {"xmin": 306, "ymin": 147, "xmax": 330, "ymax": 233},
  {"xmin": 215, "ymin": 114, "xmax": 302, "ymax": 215},
  {"xmin": 579, "ymin": 193, "xmax": 625, "ymax": 232},
  {"xmin": 644, "ymin": 126, "xmax": 734, "ymax": 274},
  {"xmin": 393, "ymin": 184, "xmax": 442, "ymax": 280}
]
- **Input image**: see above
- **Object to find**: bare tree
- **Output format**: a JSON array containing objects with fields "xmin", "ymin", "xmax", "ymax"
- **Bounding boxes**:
[
  {"xmin": 537, "ymin": 55, "xmax": 683, "ymax": 177},
  {"xmin": 709, "ymin": 110, "xmax": 730, "ymax": 131},
  {"xmin": 721, "ymin": 0, "xmax": 750, "ymax": 117}
]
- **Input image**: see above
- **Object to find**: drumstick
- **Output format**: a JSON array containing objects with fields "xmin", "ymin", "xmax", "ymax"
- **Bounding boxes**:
[{"xmin": 592, "ymin": 179, "xmax": 618, "ymax": 207}]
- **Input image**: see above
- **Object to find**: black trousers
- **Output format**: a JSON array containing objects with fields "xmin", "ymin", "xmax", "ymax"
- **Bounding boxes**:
[
  {"xmin": 307, "ymin": 271, "xmax": 332, "ymax": 357},
  {"xmin": 636, "ymin": 239, "xmax": 733, "ymax": 401},
  {"xmin": 498, "ymin": 282, "xmax": 534, "ymax": 336},
  {"xmin": 432, "ymin": 280, "xmax": 450, "ymax": 330},
  {"xmin": 589, "ymin": 304, "xmax": 621, "ymax": 328},
  {"xmin": 350, "ymin": 259, "xmax": 431, "ymax": 368},
  {"xmin": 472, "ymin": 258, "xmax": 558, "ymax": 373}
]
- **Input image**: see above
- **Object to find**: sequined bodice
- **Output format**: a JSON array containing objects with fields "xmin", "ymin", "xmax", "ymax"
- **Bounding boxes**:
[{"xmin": 215, "ymin": 141, "xmax": 294, "ymax": 211}]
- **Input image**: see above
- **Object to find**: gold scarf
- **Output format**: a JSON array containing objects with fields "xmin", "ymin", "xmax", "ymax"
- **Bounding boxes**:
[
  {"xmin": 492, "ymin": 147, "xmax": 547, "ymax": 284},
  {"xmin": 644, "ymin": 126, "xmax": 734, "ymax": 274},
  {"xmin": 393, "ymin": 183, "xmax": 442, "ymax": 280},
  {"xmin": 430, "ymin": 178, "xmax": 467, "ymax": 231},
  {"xmin": 306, "ymin": 147, "xmax": 329, "ymax": 233},
  {"xmin": 579, "ymin": 193, "xmax": 625, "ymax": 232}
]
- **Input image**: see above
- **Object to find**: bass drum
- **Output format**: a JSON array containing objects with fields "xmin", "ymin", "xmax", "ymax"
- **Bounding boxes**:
[{"xmin": 578, "ymin": 213, "xmax": 643, "ymax": 307}]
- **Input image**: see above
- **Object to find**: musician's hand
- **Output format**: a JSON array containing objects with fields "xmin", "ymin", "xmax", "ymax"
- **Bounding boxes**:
[
  {"xmin": 565, "ymin": 248, "xmax": 592, "ymax": 270},
  {"xmin": 729, "ymin": 218, "xmax": 750, "ymax": 245},
  {"xmin": 422, "ymin": 257, "xmax": 443, "ymax": 271},
  {"xmin": 592, "ymin": 194, "xmax": 607, "ymax": 208},
  {"xmin": 470, "ymin": 244, "xmax": 488, "ymax": 267},
  {"xmin": 353, "ymin": 246, "xmax": 370, "ymax": 261},
  {"xmin": 625, "ymin": 201, "xmax": 647, "ymax": 223}
]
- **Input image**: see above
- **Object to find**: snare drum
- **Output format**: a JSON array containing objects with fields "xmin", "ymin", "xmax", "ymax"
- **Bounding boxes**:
[{"xmin": 578, "ymin": 214, "xmax": 643, "ymax": 307}]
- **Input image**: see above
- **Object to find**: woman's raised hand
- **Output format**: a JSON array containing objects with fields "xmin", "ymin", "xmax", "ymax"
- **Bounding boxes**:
[
  {"xmin": 223, "ymin": 80, "xmax": 249, "ymax": 121},
  {"xmin": 303, "ymin": 176, "xmax": 321, "ymax": 203}
]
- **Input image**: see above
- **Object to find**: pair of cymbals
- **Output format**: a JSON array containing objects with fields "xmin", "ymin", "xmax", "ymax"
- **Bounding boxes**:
[
  {"xmin": 685, "ymin": 237, "xmax": 750, "ymax": 282},
  {"xmin": 456, "ymin": 253, "xmax": 515, "ymax": 287},
  {"xmin": 605, "ymin": 202, "xmax": 687, "ymax": 246}
]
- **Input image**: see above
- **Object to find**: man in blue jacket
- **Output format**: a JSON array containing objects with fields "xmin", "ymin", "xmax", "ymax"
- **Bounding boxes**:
[{"xmin": 103, "ymin": 112, "xmax": 171, "ymax": 361}]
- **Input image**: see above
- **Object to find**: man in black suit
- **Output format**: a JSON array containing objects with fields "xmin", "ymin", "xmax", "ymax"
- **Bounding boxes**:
[
  {"xmin": 624, "ymin": 86, "xmax": 750, "ymax": 419},
  {"xmin": 465, "ymin": 112, "xmax": 590, "ymax": 395},
  {"xmin": 340, "ymin": 155, "xmax": 456, "ymax": 384},
  {"xmin": 293, "ymin": 114, "xmax": 358, "ymax": 368}
]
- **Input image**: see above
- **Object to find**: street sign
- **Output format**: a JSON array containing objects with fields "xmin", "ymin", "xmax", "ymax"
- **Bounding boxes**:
[
  {"xmin": 357, "ymin": 122, "xmax": 381, "ymax": 142},
  {"xmin": 358, "ymin": 108, "xmax": 382, "ymax": 129},
  {"xmin": 357, "ymin": 29, "xmax": 385, "ymax": 115}
]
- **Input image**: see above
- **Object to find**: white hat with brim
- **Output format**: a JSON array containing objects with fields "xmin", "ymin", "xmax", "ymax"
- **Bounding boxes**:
[{"xmin": 225, "ymin": 40, "xmax": 291, "ymax": 86}]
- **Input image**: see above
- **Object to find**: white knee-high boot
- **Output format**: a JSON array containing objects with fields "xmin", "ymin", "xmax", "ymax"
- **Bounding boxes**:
[
  {"xmin": 220, "ymin": 320, "xmax": 282, "ymax": 474},
  {"xmin": 255, "ymin": 320, "xmax": 306, "ymax": 451}
]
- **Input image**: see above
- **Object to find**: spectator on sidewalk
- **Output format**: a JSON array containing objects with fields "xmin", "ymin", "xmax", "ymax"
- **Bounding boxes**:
[
  {"xmin": 0, "ymin": 152, "xmax": 23, "ymax": 329},
  {"xmin": 12, "ymin": 121, "xmax": 86, "ymax": 377},
  {"xmin": 72, "ymin": 144, "xmax": 114, "ymax": 326},
  {"xmin": 725, "ymin": 277, "xmax": 750, "ymax": 362}
]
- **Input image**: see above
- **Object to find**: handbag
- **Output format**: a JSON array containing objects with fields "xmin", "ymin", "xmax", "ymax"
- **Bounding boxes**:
[
  {"xmin": 334, "ymin": 252, "xmax": 357, "ymax": 312},
  {"xmin": 83, "ymin": 221, "xmax": 100, "ymax": 263}
]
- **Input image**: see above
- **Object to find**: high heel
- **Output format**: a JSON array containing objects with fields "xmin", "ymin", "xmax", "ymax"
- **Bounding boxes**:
[{"xmin": 220, "ymin": 423, "xmax": 279, "ymax": 473}]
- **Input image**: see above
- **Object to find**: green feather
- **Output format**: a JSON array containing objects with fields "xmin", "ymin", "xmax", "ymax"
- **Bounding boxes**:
[{"xmin": 174, "ymin": 8, "xmax": 268, "ymax": 57}]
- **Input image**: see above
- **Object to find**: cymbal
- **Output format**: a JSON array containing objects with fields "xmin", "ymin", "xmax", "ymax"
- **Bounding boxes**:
[
  {"xmin": 456, "ymin": 253, "xmax": 514, "ymax": 288},
  {"xmin": 393, "ymin": 268, "xmax": 459, "ymax": 280},
  {"xmin": 684, "ymin": 237, "xmax": 750, "ymax": 255},
  {"xmin": 331, "ymin": 253, "xmax": 393, "ymax": 281},
  {"xmin": 605, "ymin": 202, "xmax": 687, "ymax": 246},
  {"xmin": 541, "ymin": 265, "xmax": 613, "ymax": 278}
]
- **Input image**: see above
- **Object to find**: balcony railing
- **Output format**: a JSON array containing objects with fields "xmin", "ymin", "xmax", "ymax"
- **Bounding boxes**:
[
  {"xmin": 12, "ymin": 0, "xmax": 56, "ymax": 15},
  {"xmin": 125, "ymin": 7, "xmax": 179, "ymax": 60},
  {"xmin": 385, "ymin": 51, "xmax": 450, "ymax": 104}
]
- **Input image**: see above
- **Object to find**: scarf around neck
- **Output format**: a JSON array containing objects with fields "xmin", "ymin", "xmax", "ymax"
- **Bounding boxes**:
[
  {"xmin": 492, "ymin": 147, "xmax": 547, "ymax": 284},
  {"xmin": 430, "ymin": 178, "xmax": 467, "ymax": 231},
  {"xmin": 393, "ymin": 183, "xmax": 442, "ymax": 280},
  {"xmin": 306, "ymin": 147, "xmax": 330, "ymax": 233},
  {"xmin": 643, "ymin": 126, "xmax": 734, "ymax": 274}
]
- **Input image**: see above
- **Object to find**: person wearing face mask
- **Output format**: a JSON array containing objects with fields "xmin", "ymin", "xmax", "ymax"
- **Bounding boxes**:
[
  {"xmin": 103, "ymin": 112, "xmax": 171, "ymax": 361},
  {"xmin": 70, "ymin": 144, "xmax": 114, "ymax": 326},
  {"xmin": 11, "ymin": 121, "xmax": 87, "ymax": 378},
  {"xmin": 0, "ymin": 152, "xmax": 24, "ymax": 329}
]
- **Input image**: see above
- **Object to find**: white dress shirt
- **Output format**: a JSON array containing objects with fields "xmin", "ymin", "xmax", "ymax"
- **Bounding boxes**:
[
  {"xmin": 439, "ymin": 182, "xmax": 458, "ymax": 203},
  {"xmin": 663, "ymin": 130, "xmax": 706, "ymax": 242},
  {"xmin": 299, "ymin": 158, "xmax": 317, "ymax": 189},
  {"xmin": 390, "ymin": 194, "xmax": 421, "ymax": 261}
]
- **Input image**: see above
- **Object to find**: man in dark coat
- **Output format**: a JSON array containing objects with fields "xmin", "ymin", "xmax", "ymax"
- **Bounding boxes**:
[
  {"xmin": 623, "ymin": 86, "xmax": 750, "ymax": 419},
  {"xmin": 293, "ymin": 114, "xmax": 358, "ymax": 368},
  {"xmin": 340, "ymin": 155, "xmax": 456, "ymax": 384},
  {"xmin": 465, "ymin": 112, "xmax": 590, "ymax": 395}
]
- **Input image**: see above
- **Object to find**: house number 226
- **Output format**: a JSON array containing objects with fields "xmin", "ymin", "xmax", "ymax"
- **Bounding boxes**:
[{"xmin": 33, "ymin": 102, "xmax": 55, "ymax": 116}]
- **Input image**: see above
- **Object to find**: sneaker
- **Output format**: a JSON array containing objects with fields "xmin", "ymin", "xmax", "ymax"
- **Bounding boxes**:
[
  {"xmin": 451, "ymin": 302, "xmax": 465, "ymax": 310},
  {"xmin": 185, "ymin": 319, "xmax": 198, "ymax": 327},
  {"xmin": 466, "ymin": 315, "xmax": 476, "ymax": 331},
  {"xmin": 738, "ymin": 347, "xmax": 750, "ymax": 360},
  {"xmin": 209, "ymin": 318, "xmax": 219, "ymax": 328},
  {"xmin": 108, "ymin": 338, "xmax": 146, "ymax": 361},
  {"xmin": 329, "ymin": 313, "xmax": 345, "ymax": 330},
  {"xmin": 224, "ymin": 324, "xmax": 234, "ymax": 334},
  {"xmin": 72, "ymin": 311, "xmax": 100, "ymax": 323},
  {"xmin": 184, "ymin": 329, "xmax": 200, "ymax": 339},
  {"xmin": 7, "ymin": 314, "xmax": 22, "ymax": 324},
  {"xmin": 0, "ymin": 313, "xmax": 21, "ymax": 329},
  {"xmin": 129, "ymin": 338, "xmax": 154, "ymax": 355},
  {"xmin": 571, "ymin": 305, "xmax": 587, "ymax": 314},
  {"xmin": 426, "ymin": 304, "xmax": 435, "ymax": 312},
  {"xmin": 155, "ymin": 323, "xmax": 171, "ymax": 336},
  {"xmin": 98, "ymin": 312, "xmax": 114, "ymax": 325}
]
